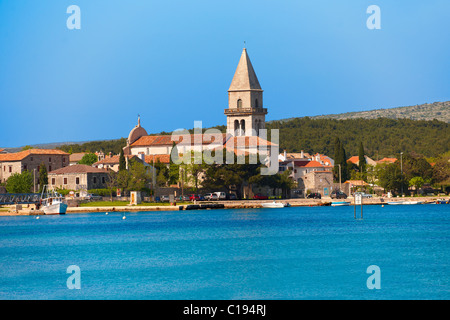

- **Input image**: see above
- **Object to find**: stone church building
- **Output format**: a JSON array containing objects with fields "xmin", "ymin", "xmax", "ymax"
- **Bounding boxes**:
[{"xmin": 123, "ymin": 48, "xmax": 277, "ymax": 160}]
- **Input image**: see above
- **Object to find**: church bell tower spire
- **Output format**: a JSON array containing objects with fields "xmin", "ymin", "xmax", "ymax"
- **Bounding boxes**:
[{"xmin": 225, "ymin": 48, "xmax": 267, "ymax": 137}]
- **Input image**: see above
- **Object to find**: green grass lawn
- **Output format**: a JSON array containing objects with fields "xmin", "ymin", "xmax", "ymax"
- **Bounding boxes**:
[{"xmin": 79, "ymin": 201, "xmax": 191, "ymax": 207}]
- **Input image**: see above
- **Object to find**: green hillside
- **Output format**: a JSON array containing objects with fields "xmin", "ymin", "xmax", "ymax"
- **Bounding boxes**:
[{"xmin": 266, "ymin": 117, "xmax": 449, "ymax": 159}]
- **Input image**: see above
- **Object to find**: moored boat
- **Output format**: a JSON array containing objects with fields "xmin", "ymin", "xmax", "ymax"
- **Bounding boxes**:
[
  {"xmin": 261, "ymin": 201, "xmax": 284, "ymax": 208},
  {"xmin": 387, "ymin": 200, "xmax": 422, "ymax": 205},
  {"xmin": 40, "ymin": 186, "xmax": 68, "ymax": 215},
  {"xmin": 331, "ymin": 201, "xmax": 350, "ymax": 207}
]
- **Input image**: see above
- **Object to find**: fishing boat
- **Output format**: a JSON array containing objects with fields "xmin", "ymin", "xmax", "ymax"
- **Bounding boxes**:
[
  {"xmin": 331, "ymin": 201, "xmax": 350, "ymax": 207},
  {"xmin": 261, "ymin": 201, "xmax": 284, "ymax": 208},
  {"xmin": 40, "ymin": 186, "xmax": 68, "ymax": 215}
]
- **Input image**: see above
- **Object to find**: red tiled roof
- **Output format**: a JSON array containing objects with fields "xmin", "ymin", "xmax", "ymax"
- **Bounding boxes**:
[
  {"xmin": 347, "ymin": 156, "xmax": 359, "ymax": 164},
  {"xmin": 69, "ymin": 152, "xmax": 87, "ymax": 162},
  {"xmin": 144, "ymin": 154, "xmax": 171, "ymax": 164},
  {"xmin": 376, "ymin": 157, "xmax": 397, "ymax": 164},
  {"xmin": 344, "ymin": 180, "xmax": 368, "ymax": 186},
  {"xmin": 225, "ymin": 136, "xmax": 276, "ymax": 148},
  {"xmin": 49, "ymin": 164, "xmax": 107, "ymax": 174},
  {"xmin": 304, "ymin": 160, "xmax": 325, "ymax": 168},
  {"xmin": 131, "ymin": 133, "xmax": 231, "ymax": 147},
  {"xmin": 0, "ymin": 149, "xmax": 69, "ymax": 162}
]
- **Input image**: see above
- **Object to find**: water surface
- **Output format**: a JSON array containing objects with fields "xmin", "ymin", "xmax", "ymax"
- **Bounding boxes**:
[{"xmin": 0, "ymin": 204, "xmax": 448, "ymax": 299}]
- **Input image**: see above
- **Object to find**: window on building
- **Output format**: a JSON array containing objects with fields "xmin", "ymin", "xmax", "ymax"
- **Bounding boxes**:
[
  {"xmin": 63, "ymin": 157, "xmax": 66, "ymax": 163},
  {"xmin": 49, "ymin": 166, "xmax": 52, "ymax": 172},
  {"xmin": 93, "ymin": 177, "xmax": 97, "ymax": 184},
  {"xmin": 237, "ymin": 99, "xmax": 242, "ymax": 108},
  {"xmin": 9, "ymin": 166, "xmax": 12, "ymax": 173},
  {"xmin": 76, "ymin": 177, "xmax": 80, "ymax": 185},
  {"xmin": 52, "ymin": 178, "xmax": 56, "ymax": 185},
  {"xmin": 240, "ymin": 119, "xmax": 245, "ymax": 135},
  {"xmin": 102, "ymin": 177, "xmax": 105, "ymax": 184},
  {"xmin": 23, "ymin": 165, "xmax": 27, "ymax": 171},
  {"xmin": 30, "ymin": 157, "xmax": 33, "ymax": 161},
  {"xmin": 255, "ymin": 99, "xmax": 259, "ymax": 108},
  {"xmin": 64, "ymin": 178, "xmax": 67, "ymax": 185},
  {"xmin": 234, "ymin": 120, "xmax": 240, "ymax": 135},
  {"xmin": 49, "ymin": 157, "xmax": 52, "ymax": 162}
]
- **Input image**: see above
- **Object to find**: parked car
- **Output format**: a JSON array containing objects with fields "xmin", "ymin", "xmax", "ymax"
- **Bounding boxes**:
[
  {"xmin": 204, "ymin": 193, "xmax": 219, "ymax": 201},
  {"xmin": 253, "ymin": 194, "xmax": 269, "ymax": 200},
  {"xmin": 307, "ymin": 193, "xmax": 321, "ymax": 199},
  {"xmin": 189, "ymin": 194, "xmax": 204, "ymax": 201},
  {"xmin": 214, "ymin": 192, "xmax": 227, "ymax": 200},
  {"xmin": 227, "ymin": 193, "xmax": 237, "ymax": 200},
  {"xmin": 178, "ymin": 195, "xmax": 190, "ymax": 201},
  {"xmin": 331, "ymin": 190, "xmax": 347, "ymax": 199},
  {"xmin": 160, "ymin": 195, "xmax": 170, "ymax": 202},
  {"xmin": 87, "ymin": 193, "xmax": 102, "ymax": 201},
  {"xmin": 354, "ymin": 192, "xmax": 372, "ymax": 198}
]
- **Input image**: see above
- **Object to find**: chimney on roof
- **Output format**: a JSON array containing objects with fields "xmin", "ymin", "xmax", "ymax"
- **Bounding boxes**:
[
  {"xmin": 301, "ymin": 150, "xmax": 304, "ymax": 158},
  {"xmin": 109, "ymin": 152, "xmax": 112, "ymax": 158},
  {"xmin": 284, "ymin": 150, "xmax": 287, "ymax": 160}
]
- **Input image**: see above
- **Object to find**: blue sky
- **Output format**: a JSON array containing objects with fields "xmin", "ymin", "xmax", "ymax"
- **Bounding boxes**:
[{"xmin": 0, "ymin": 0, "xmax": 449, "ymax": 148}]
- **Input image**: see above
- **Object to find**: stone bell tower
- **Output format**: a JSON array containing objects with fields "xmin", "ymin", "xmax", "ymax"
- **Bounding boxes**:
[{"xmin": 225, "ymin": 48, "xmax": 267, "ymax": 137}]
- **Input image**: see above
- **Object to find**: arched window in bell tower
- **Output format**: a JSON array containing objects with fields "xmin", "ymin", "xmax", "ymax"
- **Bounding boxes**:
[
  {"xmin": 255, "ymin": 99, "xmax": 259, "ymax": 108},
  {"xmin": 237, "ymin": 99, "xmax": 242, "ymax": 109},
  {"xmin": 240, "ymin": 119, "xmax": 245, "ymax": 136},
  {"xmin": 234, "ymin": 120, "xmax": 240, "ymax": 136}
]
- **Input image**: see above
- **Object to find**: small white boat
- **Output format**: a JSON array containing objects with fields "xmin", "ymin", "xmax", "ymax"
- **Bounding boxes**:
[
  {"xmin": 403, "ymin": 201, "xmax": 423, "ymax": 205},
  {"xmin": 261, "ymin": 201, "xmax": 285, "ymax": 208},
  {"xmin": 331, "ymin": 201, "xmax": 350, "ymax": 207},
  {"xmin": 40, "ymin": 186, "xmax": 68, "ymax": 215},
  {"xmin": 387, "ymin": 201, "xmax": 422, "ymax": 205}
]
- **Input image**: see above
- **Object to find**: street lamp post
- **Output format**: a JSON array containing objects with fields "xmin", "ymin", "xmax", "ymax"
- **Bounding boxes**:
[{"xmin": 400, "ymin": 152, "xmax": 403, "ymax": 197}]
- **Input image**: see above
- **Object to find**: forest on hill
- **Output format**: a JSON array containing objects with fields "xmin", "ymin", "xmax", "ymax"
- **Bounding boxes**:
[
  {"xmin": 266, "ymin": 117, "xmax": 449, "ymax": 159},
  {"xmin": 56, "ymin": 118, "xmax": 449, "ymax": 159}
]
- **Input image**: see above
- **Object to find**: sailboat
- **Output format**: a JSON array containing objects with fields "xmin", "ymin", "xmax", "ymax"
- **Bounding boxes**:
[{"xmin": 40, "ymin": 185, "xmax": 68, "ymax": 215}]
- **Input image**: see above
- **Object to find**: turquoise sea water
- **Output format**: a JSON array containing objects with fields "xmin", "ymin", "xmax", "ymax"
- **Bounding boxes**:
[{"xmin": 0, "ymin": 204, "xmax": 449, "ymax": 300}]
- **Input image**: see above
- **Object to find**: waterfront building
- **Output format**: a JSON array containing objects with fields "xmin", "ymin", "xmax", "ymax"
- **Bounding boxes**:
[
  {"xmin": 0, "ymin": 149, "xmax": 69, "ymax": 186},
  {"xmin": 279, "ymin": 158, "xmax": 333, "ymax": 197},
  {"xmin": 48, "ymin": 164, "xmax": 109, "ymax": 191}
]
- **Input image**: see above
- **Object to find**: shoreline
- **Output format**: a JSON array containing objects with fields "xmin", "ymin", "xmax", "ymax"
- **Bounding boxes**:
[{"xmin": 1, "ymin": 196, "xmax": 448, "ymax": 216}]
